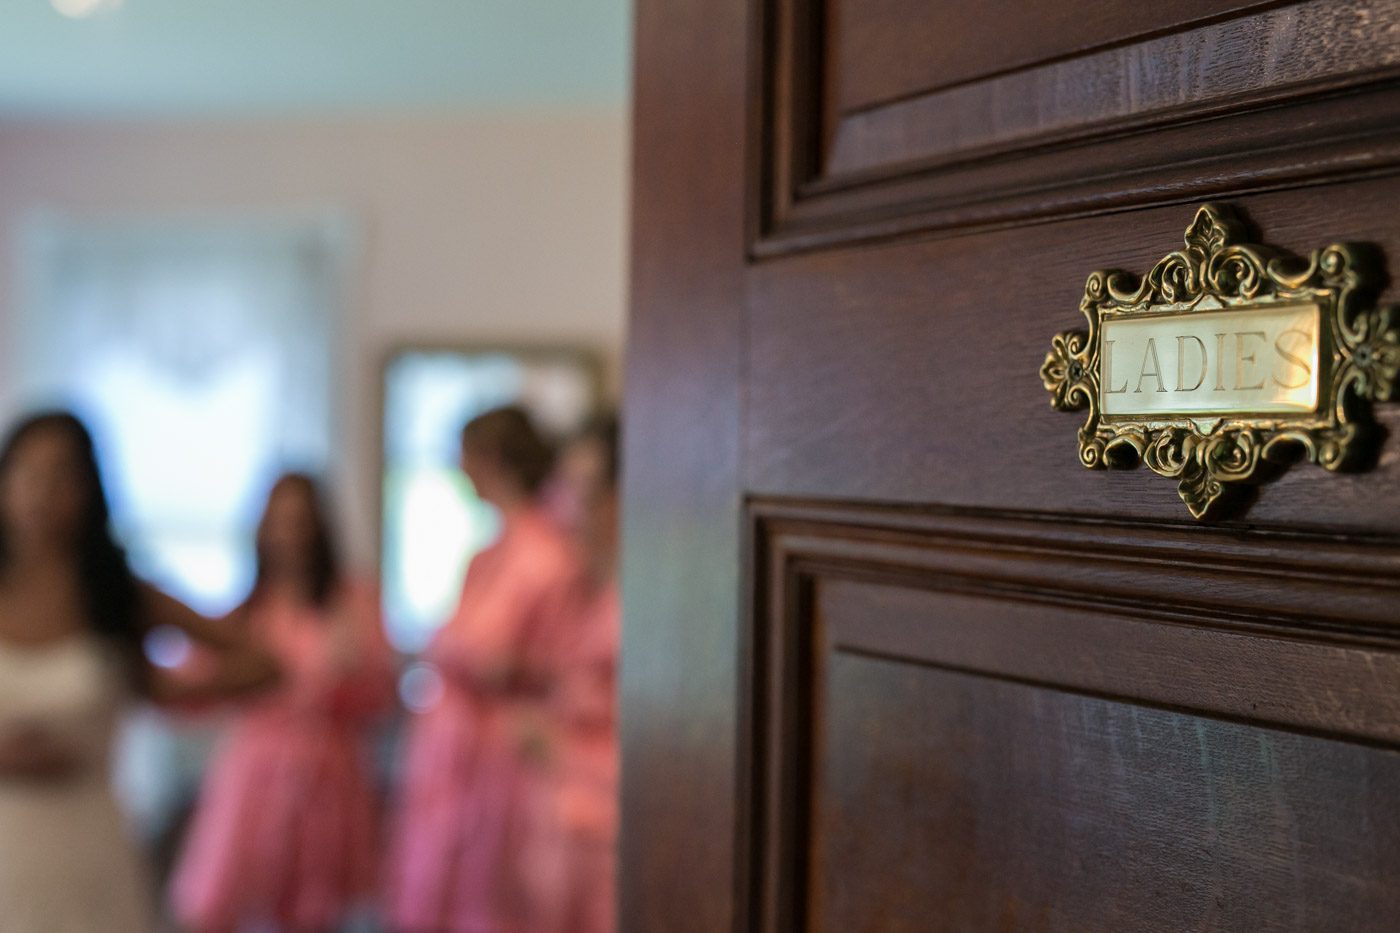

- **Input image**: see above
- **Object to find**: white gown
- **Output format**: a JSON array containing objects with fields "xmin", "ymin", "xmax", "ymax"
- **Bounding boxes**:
[{"xmin": 0, "ymin": 635, "xmax": 155, "ymax": 932}]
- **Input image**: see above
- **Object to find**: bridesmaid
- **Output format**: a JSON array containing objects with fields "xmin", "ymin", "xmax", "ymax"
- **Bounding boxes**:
[
  {"xmin": 529, "ymin": 415, "xmax": 622, "ymax": 933},
  {"xmin": 386, "ymin": 405, "xmax": 579, "ymax": 933},
  {"xmin": 170, "ymin": 473, "xmax": 393, "ymax": 932},
  {"xmin": 0, "ymin": 411, "xmax": 280, "ymax": 933}
]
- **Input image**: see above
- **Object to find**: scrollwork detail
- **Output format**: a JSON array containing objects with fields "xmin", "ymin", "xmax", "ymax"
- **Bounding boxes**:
[{"xmin": 1040, "ymin": 203, "xmax": 1398, "ymax": 519}]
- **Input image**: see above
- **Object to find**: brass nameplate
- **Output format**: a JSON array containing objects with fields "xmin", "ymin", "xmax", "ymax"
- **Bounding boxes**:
[
  {"xmin": 1041, "ymin": 203, "xmax": 1398, "ymax": 519},
  {"xmin": 1100, "ymin": 304, "xmax": 1321, "ymax": 418}
]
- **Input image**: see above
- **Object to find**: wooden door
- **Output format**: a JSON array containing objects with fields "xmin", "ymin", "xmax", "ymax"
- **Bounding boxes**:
[{"xmin": 621, "ymin": 1, "xmax": 1400, "ymax": 930}]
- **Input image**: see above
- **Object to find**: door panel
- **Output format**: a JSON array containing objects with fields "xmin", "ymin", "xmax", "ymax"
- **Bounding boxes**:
[
  {"xmin": 808, "ymin": 655, "xmax": 1400, "ymax": 932},
  {"xmin": 826, "ymin": 0, "xmax": 1269, "ymax": 116},
  {"xmin": 747, "ymin": 181, "xmax": 1400, "ymax": 530},
  {"xmin": 624, "ymin": 0, "xmax": 1400, "ymax": 930},
  {"xmin": 762, "ymin": 0, "xmax": 1400, "ymax": 254},
  {"xmin": 750, "ymin": 503, "xmax": 1400, "ymax": 929}
]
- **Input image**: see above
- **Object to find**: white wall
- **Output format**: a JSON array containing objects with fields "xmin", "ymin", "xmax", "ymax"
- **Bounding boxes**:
[{"xmin": 0, "ymin": 111, "xmax": 630, "ymax": 569}]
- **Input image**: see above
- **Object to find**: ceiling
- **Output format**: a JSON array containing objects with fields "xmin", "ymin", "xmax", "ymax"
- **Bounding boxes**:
[{"xmin": 0, "ymin": 0, "xmax": 632, "ymax": 117}]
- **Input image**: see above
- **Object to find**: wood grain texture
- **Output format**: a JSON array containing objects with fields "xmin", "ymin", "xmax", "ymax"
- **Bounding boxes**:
[
  {"xmin": 629, "ymin": 0, "xmax": 1400, "ymax": 929},
  {"xmin": 748, "ymin": 507, "xmax": 1400, "ymax": 931},
  {"xmin": 620, "ymin": 0, "xmax": 748, "ymax": 925},
  {"xmin": 761, "ymin": 0, "xmax": 1400, "ymax": 255},
  {"xmin": 748, "ymin": 179, "xmax": 1400, "ymax": 532},
  {"xmin": 824, "ymin": 0, "xmax": 1400, "ymax": 179},
  {"xmin": 826, "ymin": 0, "xmax": 1272, "ymax": 115},
  {"xmin": 761, "ymin": 82, "xmax": 1400, "ymax": 256},
  {"xmin": 809, "ymin": 656, "xmax": 1400, "ymax": 932},
  {"xmin": 759, "ymin": 502, "xmax": 1400, "ymax": 741},
  {"xmin": 787, "ymin": 510, "xmax": 1400, "ymax": 630}
]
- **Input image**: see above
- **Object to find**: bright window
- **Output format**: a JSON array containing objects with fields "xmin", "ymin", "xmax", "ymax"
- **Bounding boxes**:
[
  {"xmin": 381, "ymin": 348, "xmax": 598, "ymax": 653},
  {"xmin": 15, "ymin": 213, "xmax": 351, "ymax": 834},
  {"xmin": 16, "ymin": 214, "xmax": 349, "ymax": 614}
]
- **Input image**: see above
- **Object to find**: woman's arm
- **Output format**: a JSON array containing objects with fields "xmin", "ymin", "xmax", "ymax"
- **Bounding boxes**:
[
  {"xmin": 310, "ymin": 585, "xmax": 397, "ymax": 722},
  {"xmin": 138, "ymin": 585, "xmax": 280, "ymax": 707}
]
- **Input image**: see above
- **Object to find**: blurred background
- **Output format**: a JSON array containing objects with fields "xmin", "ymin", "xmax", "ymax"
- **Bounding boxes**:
[{"xmin": 0, "ymin": 0, "xmax": 629, "ymax": 928}]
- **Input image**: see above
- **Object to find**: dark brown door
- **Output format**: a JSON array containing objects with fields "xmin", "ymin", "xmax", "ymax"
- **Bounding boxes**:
[{"xmin": 622, "ymin": 1, "xmax": 1400, "ymax": 930}]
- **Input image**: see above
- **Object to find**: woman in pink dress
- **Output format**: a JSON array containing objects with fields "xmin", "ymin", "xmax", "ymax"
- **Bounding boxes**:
[
  {"xmin": 386, "ymin": 405, "xmax": 579, "ymax": 933},
  {"xmin": 528, "ymin": 415, "xmax": 621, "ymax": 933},
  {"xmin": 171, "ymin": 473, "xmax": 393, "ymax": 932}
]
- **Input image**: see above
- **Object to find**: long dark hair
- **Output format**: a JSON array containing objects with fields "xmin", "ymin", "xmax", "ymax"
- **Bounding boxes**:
[
  {"xmin": 462, "ymin": 405, "xmax": 556, "ymax": 496},
  {"xmin": 0, "ymin": 411, "xmax": 144, "ymax": 678},
  {"xmin": 248, "ymin": 472, "xmax": 340, "ymax": 609}
]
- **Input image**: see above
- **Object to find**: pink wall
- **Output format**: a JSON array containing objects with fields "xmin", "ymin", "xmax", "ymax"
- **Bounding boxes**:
[{"xmin": 0, "ymin": 111, "xmax": 630, "ymax": 568}]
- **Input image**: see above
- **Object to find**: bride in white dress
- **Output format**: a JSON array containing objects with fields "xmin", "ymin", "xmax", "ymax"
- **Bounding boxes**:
[{"xmin": 0, "ymin": 412, "xmax": 280, "ymax": 933}]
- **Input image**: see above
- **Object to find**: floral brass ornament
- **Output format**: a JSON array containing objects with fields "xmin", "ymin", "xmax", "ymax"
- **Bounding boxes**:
[{"xmin": 1040, "ymin": 203, "xmax": 1399, "ymax": 519}]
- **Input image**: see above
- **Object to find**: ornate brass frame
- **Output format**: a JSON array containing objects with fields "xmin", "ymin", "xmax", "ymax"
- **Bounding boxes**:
[{"xmin": 1041, "ymin": 203, "xmax": 1399, "ymax": 519}]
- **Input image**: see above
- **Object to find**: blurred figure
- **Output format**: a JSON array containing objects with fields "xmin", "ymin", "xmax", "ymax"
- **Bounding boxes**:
[
  {"xmin": 0, "ymin": 411, "xmax": 279, "ymax": 933},
  {"xmin": 170, "ymin": 473, "xmax": 392, "ymax": 932},
  {"xmin": 529, "ymin": 414, "xmax": 621, "ymax": 933},
  {"xmin": 386, "ymin": 405, "xmax": 579, "ymax": 933}
]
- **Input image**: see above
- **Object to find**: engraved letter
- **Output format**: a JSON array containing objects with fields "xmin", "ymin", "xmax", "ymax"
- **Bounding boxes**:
[
  {"xmin": 1214, "ymin": 332, "xmax": 1229, "ymax": 391},
  {"xmin": 1235, "ymin": 331, "xmax": 1267, "ymax": 391},
  {"xmin": 1135, "ymin": 337, "xmax": 1167, "ymax": 394},
  {"xmin": 1273, "ymin": 327, "xmax": 1313, "ymax": 390},
  {"xmin": 1176, "ymin": 334, "xmax": 1207, "ymax": 393},
  {"xmin": 1104, "ymin": 339, "xmax": 1128, "ymax": 394}
]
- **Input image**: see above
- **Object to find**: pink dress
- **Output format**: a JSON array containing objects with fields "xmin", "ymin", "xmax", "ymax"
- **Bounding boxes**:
[
  {"xmin": 542, "ymin": 581, "xmax": 620, "ymax": 933},
  {"xmin": 385, "ymin": 509, "xmax": 579, "ymax": 933},
  {"xmin": 170, "ymin": 582, "xmax": 392, "ymax": 931}
]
